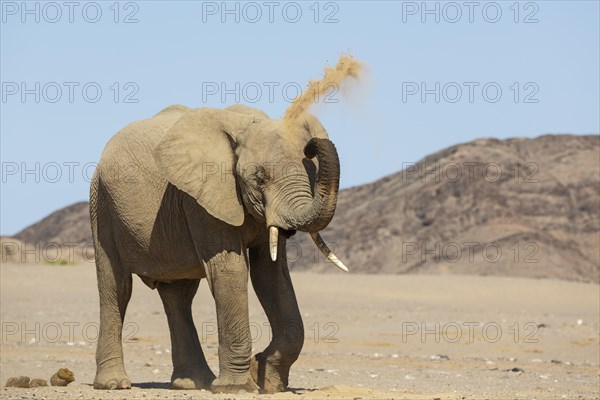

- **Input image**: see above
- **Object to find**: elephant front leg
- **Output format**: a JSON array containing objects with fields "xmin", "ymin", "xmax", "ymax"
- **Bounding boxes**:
[
  {"xmin": 249, "ymin": 241, "xmax": 304, "ymax": 393},
  {"xmin": 205, "ymin": 250, "xmax": 259, "ymax": 394},
  {"xmin": 157, "ymin": 279, "xmax": 215, "ymax": 389}
]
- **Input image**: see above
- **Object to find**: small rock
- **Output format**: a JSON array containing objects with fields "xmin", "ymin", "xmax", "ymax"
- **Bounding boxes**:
[
  {"xmin": 551, "ymin": 359, "xmax": 562, "ymax": 364},
  {"xmin": 507, "ymin": 367, "xmax": 524, "ymax": 373},
  {"xmin": 537, "ymin": 323, "xmax": 548, "ymax": 328},
  {"xmin": 576, "ymin": 319, "xmax": 583, "ymax": 326},
  {"xmin": 430, "ymin": 354, "xmax": 450, "ymax": 361},
  {"xmin": 50, "ymin": 368, "xmax": 75, "ymax": 386},
  {"xmin": 5, "ymin": 376, "xmax": 30, "ymax": 388},
  {"xmin": 29, "ymin": 379, "xmax": 48, "ymax": 388}
]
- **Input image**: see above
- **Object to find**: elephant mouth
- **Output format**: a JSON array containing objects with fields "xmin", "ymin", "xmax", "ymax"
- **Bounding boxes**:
[{"xmin": 281, "ymin": 229, "xmax": 296, "ymax": 238}]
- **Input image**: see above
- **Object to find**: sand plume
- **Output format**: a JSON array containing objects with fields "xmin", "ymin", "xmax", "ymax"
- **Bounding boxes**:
[{"xmin": 283, "ymin": 54, "xmax": 364, "ymax": 127}]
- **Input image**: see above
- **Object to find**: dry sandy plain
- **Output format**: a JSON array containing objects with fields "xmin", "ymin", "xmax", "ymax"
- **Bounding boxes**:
[{"xmin": 1, "ymin": 263, "xmax": 598, "ymax": 399}]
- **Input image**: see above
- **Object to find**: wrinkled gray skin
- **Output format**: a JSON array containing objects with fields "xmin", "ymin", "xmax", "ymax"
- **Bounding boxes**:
[{"xmin": 90, "ymin": 105, "xmax": 341, "ymax": 393}]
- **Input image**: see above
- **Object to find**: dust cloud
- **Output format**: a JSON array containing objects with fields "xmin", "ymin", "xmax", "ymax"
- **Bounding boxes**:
[{"xmin": 283, "ymin": 54, "xmax": 364, "ymax": 127}]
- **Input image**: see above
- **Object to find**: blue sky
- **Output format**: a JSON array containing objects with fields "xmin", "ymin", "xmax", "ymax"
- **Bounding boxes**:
[{"xmin": 1, "ymin": 1, "xmax": 599, "ymax": 235}]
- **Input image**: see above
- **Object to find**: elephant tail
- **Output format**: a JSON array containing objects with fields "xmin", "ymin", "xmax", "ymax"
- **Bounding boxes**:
[{"xmin": 89, "ymin": 171, "xmax": 100, "ymax": 243}]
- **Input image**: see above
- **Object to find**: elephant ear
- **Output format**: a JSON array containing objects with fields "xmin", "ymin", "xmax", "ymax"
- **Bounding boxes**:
[
  {"xmin": 226, "ymin": 104, "xmax": 270, "ymax": 121},
  {"xmin": 153, "ymin": 108, "xmax": 254, "ymax": 226},
  {"xmin": 303, "ymin": 113, "xmax": 329, "ymax": 139}
]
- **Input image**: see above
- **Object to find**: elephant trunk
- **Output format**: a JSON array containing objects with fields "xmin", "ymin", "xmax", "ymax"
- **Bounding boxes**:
[
  {"xmin": 298, "ymin": 138, "xmax": 341, "ymax": 232},
  {"xmin": 267, "ymin": 138, "xmax": 340, "ymax": 233},
  {"xmin": 266, "ymin": 138, "xmax": 346, "ymax": 270}
]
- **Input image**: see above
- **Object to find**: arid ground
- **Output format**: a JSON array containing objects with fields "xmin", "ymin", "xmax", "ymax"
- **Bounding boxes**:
[{"xmin": 1, "ymin": 263, "xmax": 598, "ymax": 399}]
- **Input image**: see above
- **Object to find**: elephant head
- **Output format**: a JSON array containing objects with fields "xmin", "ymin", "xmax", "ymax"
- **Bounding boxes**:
[{"xmin": 153, "ymin": 104, "xmax": 347, "ymax": 271}]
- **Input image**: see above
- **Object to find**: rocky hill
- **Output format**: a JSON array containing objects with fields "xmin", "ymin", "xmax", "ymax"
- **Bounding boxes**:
[
  {"xmin": 13, "ymin": 201, "xmax": 92, "ymax": 245},
  {"xmin": 3, "ymin": 135, "xmax": 599, "ymax": 282},
  {"xmin": 290, "ymin": 134, "xmax": 600, "ymax": 282}
]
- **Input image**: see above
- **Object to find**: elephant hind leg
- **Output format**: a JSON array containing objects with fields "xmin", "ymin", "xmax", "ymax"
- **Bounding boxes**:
[
  {"xmin": 157, "ymin": 279, "xmax": 216, "ymax": 390},
  {"xmin": 93, "ymin": 240, "xmax": 133, "ymax": 390}
]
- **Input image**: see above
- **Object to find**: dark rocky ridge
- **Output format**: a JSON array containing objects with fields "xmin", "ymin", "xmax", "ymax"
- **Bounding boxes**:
[
  {"xmin": 289, "ymin": 134, "xmax": 600, "ymax": 282},
  {"xmin": 5, "ymin": 135, "xmax": 599, "ymax": 282},
  {"xmin": 14, "ymin": 201, "xmax": 92, "ymax": 245}
]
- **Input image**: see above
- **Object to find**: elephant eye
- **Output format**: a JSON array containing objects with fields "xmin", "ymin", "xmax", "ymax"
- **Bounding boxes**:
[{"xmin": 254, "ymin": 168, "xmax": 270, "ymax": 188}]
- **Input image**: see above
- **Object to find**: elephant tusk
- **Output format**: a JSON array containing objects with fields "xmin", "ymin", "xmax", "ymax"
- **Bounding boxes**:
[
  {"xmin": 310, "ymin": 232, "xmax": 349, "ymax": 272},
  {"xmin": 269, "ymin": 226, "xmax": 279, "ymax": 262}
]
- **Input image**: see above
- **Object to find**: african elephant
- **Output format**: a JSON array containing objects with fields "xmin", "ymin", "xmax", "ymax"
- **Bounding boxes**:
[{"xmin": 90, "ymin": 104, "xmax": 346, "ymax": 393}]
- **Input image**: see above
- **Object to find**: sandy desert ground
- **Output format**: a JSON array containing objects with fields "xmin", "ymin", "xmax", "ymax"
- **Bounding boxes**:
[{"xmin": 1, "ymin": 263, "xmax": 598, "ymax": 399}]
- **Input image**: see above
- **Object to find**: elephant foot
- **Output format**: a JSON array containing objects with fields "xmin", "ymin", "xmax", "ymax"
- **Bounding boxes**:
[
  {"xmin": 211, "ymin": 375, "xmax": 259, "ymax": 394},
  {"xmin": 171, "ymin": 369, "xmax": 215, "ymax": 390},
  {"xmin": 250, "ymin": 352, "xmax": 290, "ymax": 393},
  {"xmin": 93, "ymin": 368, "xmax": 131, "ymax": 390}
]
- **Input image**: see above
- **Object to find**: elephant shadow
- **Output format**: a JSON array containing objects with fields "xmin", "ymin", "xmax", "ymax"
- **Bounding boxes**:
[
  {"xmin": 130, "ymin": 382, "xmax": 316, "ymax": 393},
  {"xmin": 131, "ymin": 381, "xmax": 172, "ymax": 389}
]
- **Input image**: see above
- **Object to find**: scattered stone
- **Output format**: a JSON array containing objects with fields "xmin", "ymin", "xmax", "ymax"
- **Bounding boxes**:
[
  {"xmin": 507, "ymin": 367, "xmax": 524, "ymax": 374},
  {"xmin": 5, "ymin": 376, "xmax": 30, "ymax": 388},
  {"xmin": 50, "ymin": 368, "xmax": 75, "ymax": 386},
  {"xmin": 537, "ymin": 323, "xmax": 548, "ymax": 328},
  {"xmin": 551, "ymin": 359, "xmax": 562, "ymax": 364},
  {"xmin": 28, "ymin": 379, "xmax": 48, "ymax": 388},
  {"xmin": 430, "ymin": 354, "xmax": 450, "ymax": 361}
]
